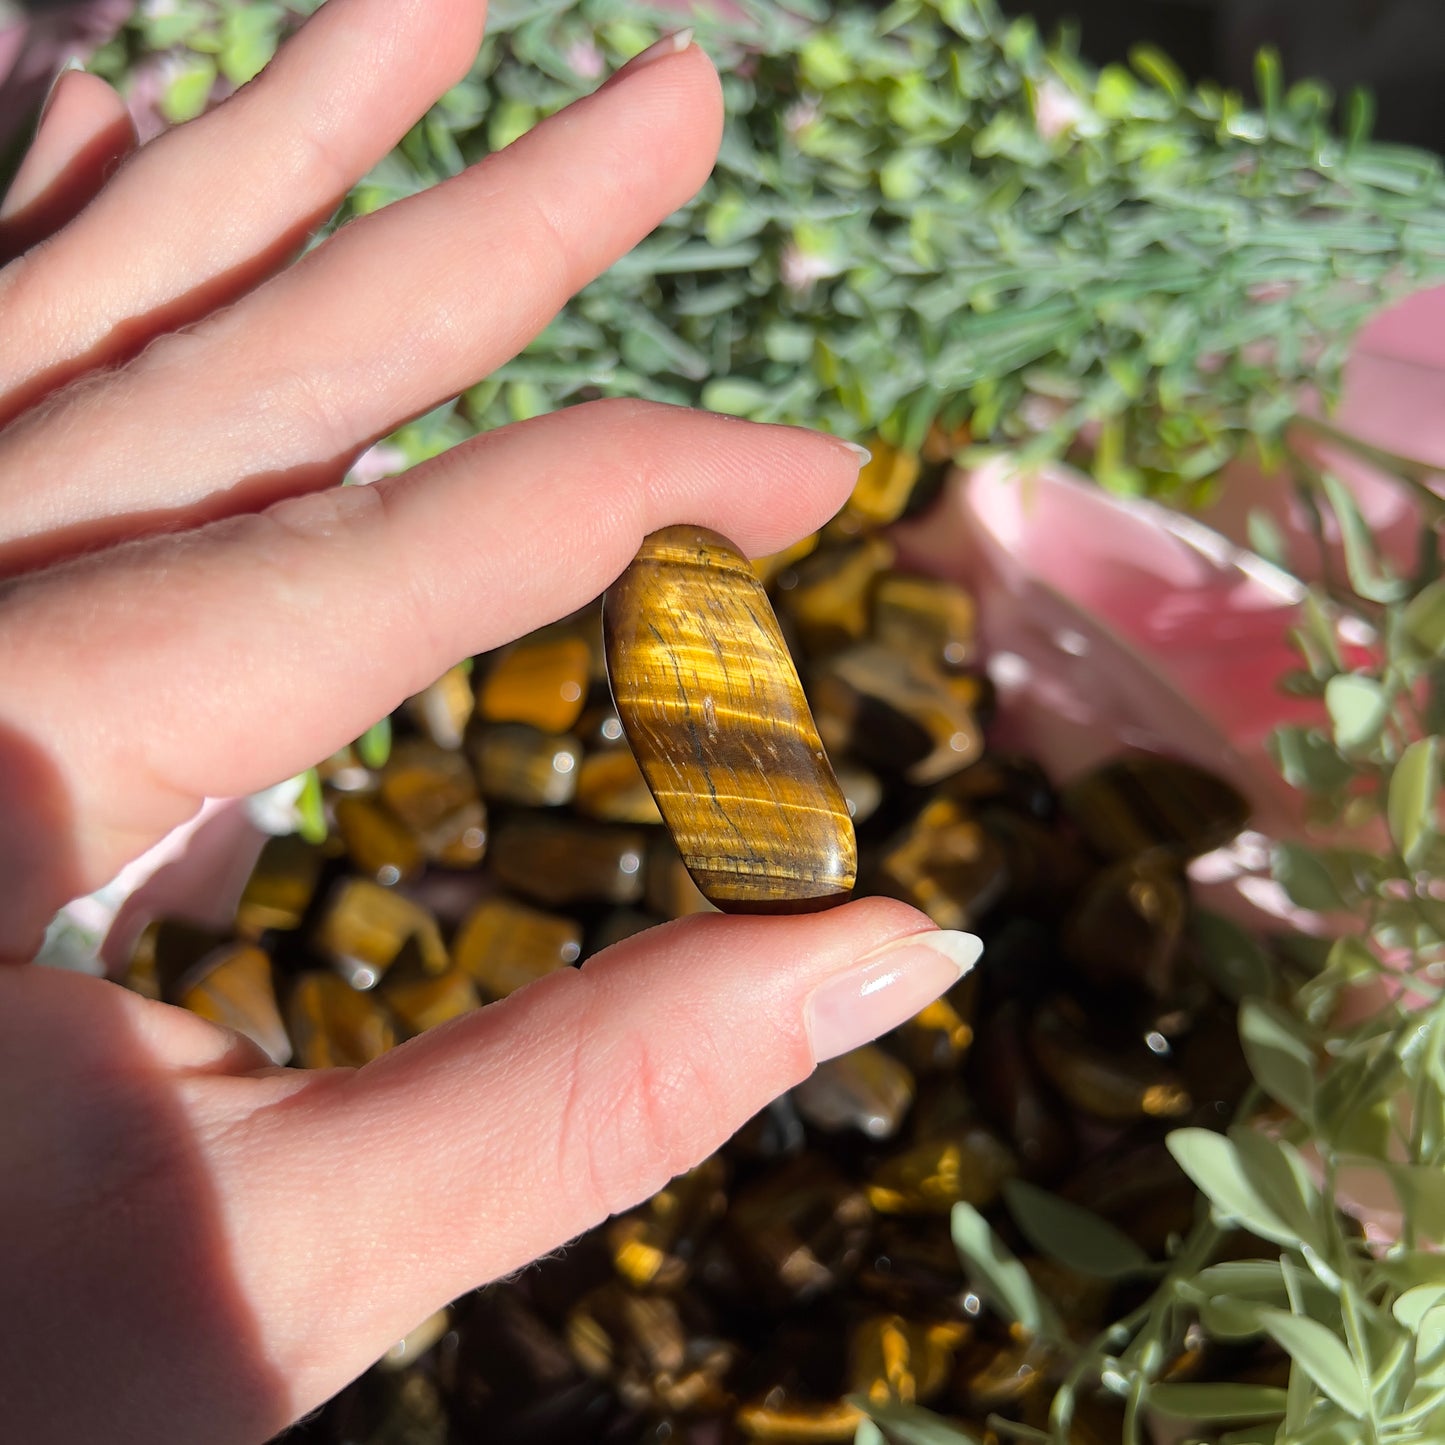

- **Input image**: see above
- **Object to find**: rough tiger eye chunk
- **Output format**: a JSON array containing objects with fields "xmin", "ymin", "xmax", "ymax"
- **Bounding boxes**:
[
  {"xmin": 379, "ymin": 739, "xmax": 487, "ymax": 867},
  {"xmin": 604, "ymin": 525, "xmax": 856, "ymax": 914}
]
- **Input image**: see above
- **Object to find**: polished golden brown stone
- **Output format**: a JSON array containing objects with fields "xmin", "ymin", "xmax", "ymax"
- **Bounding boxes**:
[
  {"xmin": 332, "ymin": 794, "xmax": 425, "ymax": 885},
  {"xmin": 606, "ymin": 1158, "xmax": 728, "ymax": 1292},
  {"xmin": 128, "ymin": 917, "xmax": 228, "ymax": 1001},
  {"xmin": 871, "ymin": 571, "xmax": 977, "ymax": 671},
  {"xmin": 792, "ymin": 1044, "xmax": 915, "ymax": 1140},
  {"xmin": 469, "ymin": 723, "xmax": 582, "ymax": 808},
  {"xmin": 1061, "ymin": 751, "xmax": 1250, "ymax": 862},
  {"xmin": 287, "ymin": 971, "xmax": 397, "ymax": 1069},
  {"xmin": 176, "ymin": 941, "xmax": 292, "ymax": 1065},
  {"xmin": 866, "ymin": 1127, "xmax": 1015, "ymax": 1215},
  {"xmin": 843, "ymin": 440, "xmax": 921, "ymax": 528},
  {"xmin": 491, "ymin": 816, "xmax": 648, "ymax": 907},
  {"xmin": 813, "ymin": 643, "xmax": 984, "ymax": 786},
  {"xmin": 774, "ymin": 533, "xmax": 895, "ymax": 655},
  {"xmin": 236, "ymin": 833, "xmax": 324, "ymax": 938},
  {"xmin": 849, "ymin": 1313, "xmax": 968, "ymax": 1406},
  {"xmin": 379, "ymin": 739, "xmax": 487, "ymax": 867},
  {"xmin": 379, "ymin": 964, "xmax": 481, "ymax": 1036},
  {"xmin": 312, "ymin": 877, "xmax": 448, "ymax": 989},
  {"xmin": 1030, "ymin": 996, "xmax": 1191, "ymax": 1122},
  {"xmin": 896, "ymin": 990, "xmax": 975, "ymax": 1075},
  {"xmin": 874, "ymin": 796, "xmax": 1009, "ymax": 932},
  {"xmin": 404, "ymin": 663, "xmax": 475, "ymax": 750},
  {"xmin": 452, "ymin": 893, "xmax": 582, "ymax": 999},
  {"xmin": 604, "ymin": 525, "xmax": 856, "ymax": 914},
  {"xmin": 1063, "ymin": 856, "xmax": 1187, "ymax": 997},
  {"xmin": 734, "ymin": 1399, "xmax": 863, "ymax": 1441},
  {"xmin": 573, "ymin": 746, "xmax": 664, "ymax": 825},
  {"xmin": 476, "ymin": 635, "xmax": 591, "ymax": 735}
]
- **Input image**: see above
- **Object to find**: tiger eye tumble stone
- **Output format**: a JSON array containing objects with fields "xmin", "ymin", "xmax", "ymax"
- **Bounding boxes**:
[
  {"xmin": 176, "ymin": 941, "xmax": 292, "ymax": 1065},
  {"xmin": 287, "ymin": 972, "xmax": 397, "ymax": 1069},
  {"xmin": 312, "ymin": 877, "xmax": 448, "ymax": 989},
  {"xmin": 792, "ymin": 1045, "xmax": 916, "ymax": 1140},
  {"xmin": 236, "ymin": 833, "xmax": 324, "ymax": 938},
  {"xmin": 452, "ymin": 894, "xmax": 582, "ymax": 999},
  {"xmin": 604, "ymin": 525, "xmax": 856, "ymax": 914},
  {"xmin": 1061, "ymin": 752, "xmax": 1250, "ymax": 862},
  {"xmin": 477, "ymin": 635, "xmax": 591, "ymax": 735}
]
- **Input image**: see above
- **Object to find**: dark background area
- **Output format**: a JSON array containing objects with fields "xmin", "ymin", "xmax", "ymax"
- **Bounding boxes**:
[{"xmin": 1000, "ymin": 0, "xmax": 1445, "ymax": 152}]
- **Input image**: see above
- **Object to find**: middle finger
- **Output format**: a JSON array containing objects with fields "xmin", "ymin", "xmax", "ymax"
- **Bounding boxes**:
[{"xmin": 0, "ymin": 39, "xmax": 719, "ymax": 574}]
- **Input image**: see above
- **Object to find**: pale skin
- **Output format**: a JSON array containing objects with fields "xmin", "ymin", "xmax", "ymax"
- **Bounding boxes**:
[{"xmin": 0, "ymin": 2, "xmax": 962, "ymax": 1440}]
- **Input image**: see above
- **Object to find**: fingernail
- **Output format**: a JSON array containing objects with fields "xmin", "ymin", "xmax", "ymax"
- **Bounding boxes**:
[
  {"xmin": 838, "ymin": 441, "xmax": 872, "ymax": 468},
  {"xmin": 40, "ymin": 57, "xmax": 85, "ymax": 127},
  {"xmin": 619, "ymin": 29, "xmax": 694, "ymax": 74},
  {"xmin": 805, "ymin": 930, "xmax": 982, "ymax": 1063}
]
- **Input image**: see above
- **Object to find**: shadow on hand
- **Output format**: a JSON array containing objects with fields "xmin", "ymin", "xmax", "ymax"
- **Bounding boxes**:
[{"xmin": 0, "ymin": 961, "xmax": 291, "ymax": 1442}]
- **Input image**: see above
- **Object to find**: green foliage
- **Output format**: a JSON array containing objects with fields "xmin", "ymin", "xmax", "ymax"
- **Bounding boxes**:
[{"xmin": 93, "ymin": 0, "xmax": 1445, "ymax": 504}]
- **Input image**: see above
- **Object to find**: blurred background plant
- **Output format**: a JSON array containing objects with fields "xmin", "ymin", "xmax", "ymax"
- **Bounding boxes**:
[{"xmin": 10, "ymin": 0, "xmax": 1445, "ymax": 1440}]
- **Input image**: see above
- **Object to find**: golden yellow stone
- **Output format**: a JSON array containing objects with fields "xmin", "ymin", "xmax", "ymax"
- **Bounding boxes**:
[
  {"xmin": 379, "ymin": 739, "xmax": 487, "ymax": 867},
  {"xmin": 875, "ymin": 796, "xmax": 1009, "ymax": 932},
  {"xmin": 452, "ymin": 894, "xmax": 582, "ymax": 999},
  {"xmin": 896, "ymin": 992, "xmax": 975, "ymax": 1074},
  {"xmin": 849, "ymin": 1314, "xmax": 969, "ymax": 1406},
  {"xmin": 127, "ymin": 917, "xmax": 227, "ymax": 1001},
  {"xmin": 866, "ymin": 1128, "xmax": 1015, "ymax": 1215},
  {"xmin": 332, "ymin": 794, "xmax": 425, "ymax": 885},
  {"xmin": 287, "ymin": 972, "xmax": 397, "ymax": 1069},
  {"xmin": 177, "ymin": 941, "xmax": 292, "ymax": 1065},
  {"xmin": 604, "ymin": 525, "xmax": 856, "ymax": 914},
  {"xmin": 312, "ymin": 877, "xmax": 448, "ymax": 989},
  {"xmin": 476, "ymin": 635, "xmax": 591, "ymax": 735},
  {"xmin": 468, "ymin": 723, "xmax": 582, "ymax": 808},
  {"xmin": 774, "ymin": 533, "xmax": 895, "ymax": 655},
  {"xmin": 491, "ymin": 817, "xmax": 648, "ymax": 907},
  {"xmin": 752, "ymin": 530, "xmax": 820, "ymax": 586},
  {"xmin": 573, "ymin": 746, "xmax": 663, "ymax": 825},
  {"xmin": 403, "ymin": 663, "xmax": 475, "ymax": 750},
  {"xmin": 380, "ymin": 964, "xmax": 481, "ymax": 1036},
  {"xmin": 841, "ymin": 439, "xmax": 920, "ymax": 527},
  {"xmin": 813, "ymin": 643, "xmax": 984, "ymax": 786},
  {"xmin": 236, "ymin": 833, "xmax": 324, "ymax": 938},
  {"xmin": 871, "ymin": 571, "xmax": 978, "ymax": 671},
  {"xmin": 605, "ymin": 1157, "xmax": 727, "ymax": 1291},
  {"xmin": 734, "ymin": 1401, "xmax": 862, "ymax": 1441}
]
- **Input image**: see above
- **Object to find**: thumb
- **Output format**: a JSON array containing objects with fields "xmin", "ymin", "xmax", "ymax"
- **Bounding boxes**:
[{"xmin": 239, "ymin": 897, "xmax": 978, "ymax": 1421}]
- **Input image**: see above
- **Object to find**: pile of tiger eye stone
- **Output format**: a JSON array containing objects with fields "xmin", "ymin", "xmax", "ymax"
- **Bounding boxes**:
[{"xmin": 125, "ymin": 446, "xmax": 1263, "ymax": 1444}]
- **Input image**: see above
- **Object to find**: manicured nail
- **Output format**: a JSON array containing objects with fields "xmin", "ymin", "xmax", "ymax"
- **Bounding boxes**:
[
  {"xmin": 40, "ymin": 57, "xmax": 85, "ymax": 127},
  {"xmin": 805, "ymin": 930, "xmax": 982, "ymax": 1063},
  {"xmin": 838, "ymin": 441, "xmax": 872, "ymax": 468},
  {"xmin": 621, "ymin": 29, "xmax": 694, "ymax": 73}
]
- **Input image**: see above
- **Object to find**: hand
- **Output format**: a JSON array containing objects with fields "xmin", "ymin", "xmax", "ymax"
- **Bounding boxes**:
[{"xmin": 0, "ymin": 4, "xmax": 968, "ymax": 1440}]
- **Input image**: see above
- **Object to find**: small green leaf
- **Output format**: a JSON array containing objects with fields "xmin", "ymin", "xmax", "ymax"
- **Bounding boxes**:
[
  {"xmin": 1228, "ymin": 1127, "xmax": 1324, "ymax": 1252},
  {"xmin": 1389, "ymin": 737, "xmax": 1439, "ymax": 865},
  {"xmin": 1238, "ymin": 998, "xmax": 1316, "ymax": 1117},
  {"xmin": 356, "ymin": 716, "xmax": 393, "ymax": 770},
  {"xmin": 1191, "ymin": 911, "xmax": 1275, "ymax": 1001},
  {"xmin": 1386, "ymin": 1162, "xmax": 1445, "ymax": 1244},
  {"xmin": 1258, "ymin": 1309, "xmax": 1368, "ymax": 1419},
  {"xmin": 1320, "ymin": 472, "xmax": 1406, "ymax": 604},
  {"xmin": 1165, "ymin": 1129, "xmax": 1294, "ymax": 1246},
  {"xmin": 295, "ymin": 768, "xmax": 326, "ymax": 845},
  {"xmin": 1324, "ymin": 675, "xmax": 1388, "ymax": 754},
  {"xmin": 1405, "ymin": 579, "xmax": 1445, "ymax": 655},
  {"xmin": 854, "ymin": 1422, "xmax": 887, "ymax": 1445},
  {"xmin": 949, "ymin": 1203, "xmax": 1060, "ymax": 1339},
  {"xmin": 1147, "ymin": 1383, "xmax": 1288, "ymax": 1422},
  {"xmin": 1272, "ymin": 841, "xmax": 1346, "ymax": 913},
  {"xmin": 160, "ymin": 55, "xmax": 218, "ymax": 123},
  {"xmin": 1002, "ymin": 1180, "xmax": 1150, "ymax": 1279}
]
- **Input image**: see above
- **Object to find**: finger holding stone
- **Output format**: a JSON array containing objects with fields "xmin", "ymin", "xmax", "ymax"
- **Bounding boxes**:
[
  {"xmin": 0, "ymin": 0, "xmax": 488, "ymax": 424},
  {"xmin": 0, "ymin": 40, "xmax": 721, "ymax": 573},
  {"xmin": 0, "ymin": 68, "xmax": 138, "ymax": 262},
  {"xmin": 0, "ymin": 400, "xmax": 864, "ymax": 958}
]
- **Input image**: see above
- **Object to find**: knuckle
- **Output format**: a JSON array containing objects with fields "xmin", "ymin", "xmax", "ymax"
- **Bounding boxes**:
[{"xmin": 564, "ymin": 1006, "xmax": 732, "ymax": 1222}]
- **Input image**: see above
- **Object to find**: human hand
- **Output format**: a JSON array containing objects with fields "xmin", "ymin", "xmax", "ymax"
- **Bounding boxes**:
[{"xmin": 0, "ymin": 4, "xmax": 970, "ymax": 1439}]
